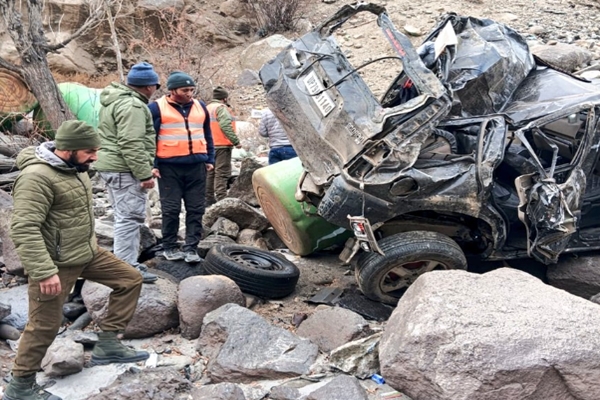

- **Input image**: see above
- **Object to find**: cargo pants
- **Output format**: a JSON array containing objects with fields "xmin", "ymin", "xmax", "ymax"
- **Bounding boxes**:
[
  {"xmin": 206, "ymin": 147, "xmax": 232, "ymax": 205},
  {"xmin": 99, "ymin": 172, "xmax": 147, "ymax": 266},
  {"xmin": 12, "ymin": 247, "xmax": 143, "ymax": 377}
]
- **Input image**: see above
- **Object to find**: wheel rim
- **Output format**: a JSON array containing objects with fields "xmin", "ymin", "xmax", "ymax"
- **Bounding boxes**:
[
  {"xmin": 379, "ymin": 260, "xmax": 448, "ymax": 298},
  {"xmin": 226, "ymin": 249, "xmax": 284, "ymax": 272}
]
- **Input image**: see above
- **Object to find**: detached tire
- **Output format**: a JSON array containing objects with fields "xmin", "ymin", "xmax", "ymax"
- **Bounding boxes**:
[
  {"xmin": 356, "ymin": 231, "xmax": 467, "ymax": 305},
  {"xmin": 205, "ymin": 244, "xmax": 300, "ymax": 299}
]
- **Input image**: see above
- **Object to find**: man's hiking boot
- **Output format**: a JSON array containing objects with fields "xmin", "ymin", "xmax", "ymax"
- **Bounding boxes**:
[
  {"xmin": 134, "ymin": 263, "xmax": 158, "ymax": 284},
  {"xmin": 90, "ymin": 331, "xmax": 150, "ymax": 366},
  {"xmin": 184, "ymin": 250, "xmax": 201, "ymax": 264},
  {"xmin": 162, "ymin": 249, "xmax": 185, "ymax": 261},
  {"xmin": 3, "ymin": 374, "xmax": 62, "ymax": 400}
]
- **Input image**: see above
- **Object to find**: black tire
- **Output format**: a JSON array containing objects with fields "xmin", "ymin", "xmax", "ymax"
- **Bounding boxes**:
[
  {"xmin": 204, "ymin": 244, "xmax": 300, "ymax": 298},
  {"xmin": 356, "ymin": 231, "xmax": 467, "ymax": 305}
]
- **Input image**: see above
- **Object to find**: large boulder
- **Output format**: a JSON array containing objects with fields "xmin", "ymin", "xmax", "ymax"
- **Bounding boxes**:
[
  {"xmin": 227, "ymin": 157, "xmax": 266, "ymax": 207},
  {"xmin": 178, "ymin": 275, "xmax": 245, "ymax": 340},
  {"xmin": 82, "ymin": 278, "xmax": 179, "ymax": 338},
  {"xmin": 41, "ymin": 337, "xmax": 84, "ymax": 377},
  {"xmin": 239, "ymin": 34, "xmax": 292, "ymax": 71},
  {"xmin": 197, "ymin": 303, "xmax": 319, "ymax": 383},
  {"xmin": 203, "ymin": 198, "xmax": 270, "ymax": 232},
  {"xmin": 379, "ymin": 268, "xmax": 600, "ymax": 400}
]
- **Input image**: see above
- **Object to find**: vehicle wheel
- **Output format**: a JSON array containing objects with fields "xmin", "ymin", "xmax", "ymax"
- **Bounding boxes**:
[
  {"xmin": 205, "ymin": 244, "xmax": 300, "ymax": 298},
  {"xmin": 356, "ymin": 231, "xmax": 467, "ymax": 305}
]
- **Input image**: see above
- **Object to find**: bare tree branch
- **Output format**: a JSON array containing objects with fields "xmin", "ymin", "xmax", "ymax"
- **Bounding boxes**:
[{"xmin": 0, "ymin": 57, "xmax": 21, "ymax": 74}]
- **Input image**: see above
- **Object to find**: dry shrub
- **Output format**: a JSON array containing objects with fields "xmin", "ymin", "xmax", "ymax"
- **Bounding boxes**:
[
  {"xmin": 120, "ymin": 8, "xmax": 216, "ymax": 101},
  {"xmin": 245, "ymin": 0, "xmax": 312, "ymax": 35}
]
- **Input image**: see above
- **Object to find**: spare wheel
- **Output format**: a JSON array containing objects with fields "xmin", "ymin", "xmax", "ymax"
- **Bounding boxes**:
[{"xmin": 205, "ymin": 244, "xmax": 300, "ymax": 299}]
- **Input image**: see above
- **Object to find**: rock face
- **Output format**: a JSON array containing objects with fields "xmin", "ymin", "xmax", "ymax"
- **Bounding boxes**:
[
  {"xmin": 197, "ymin": 303, "xmax": 319, "ymax": 383},
  {"xmin": 82, "ymin": 278, "xmax": 179, "ymax": 338},
  {"xmin": 178, "ymin": 275, "xmax": 245, "ymax": 339},
  {"xmin": 379, "ymin": 268, "xmax": 600, "ymax": 400}
]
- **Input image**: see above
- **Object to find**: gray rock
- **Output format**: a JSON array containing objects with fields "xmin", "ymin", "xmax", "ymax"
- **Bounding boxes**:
[
  {"xmin": 531, "ymin": 43, "xmax": 593, "ymax": 72},
  {"xmin": 191, "ymin": 382, "xmax": 246, "ymax": 400},
  {"xmin": 86, "ymin": 367, "xmax": 192, "ymax": 400},
  {"xmin": 236, "ymin": 229, "xmax": 269, "ymax": 250},
  {"xmin": 296, "ymin": 306, "xmax": 369, "ymax": 353},
  {"xmin": 239, "ymin": 34, "xmax": 292, "ymax": 71},
  {"xmin": 178, "ymin": 275, "xmax": 245, "ymax": 339},
  {"xmin": 305, "ymin": 375, "xmax": 369, "ymax": 400},
  {"xmin": 197, "ymin": 235, "xmax": 236, "ymax": 258},
  {"xmin": 0, "ymin": 323, "xmax": 20, "ymax": 340},
  {"xmin": 547, "ymin": 255, "xmax": 600, "ymax": 298},
  {"xmin": 236, "ymin": 69, "xmax": 261, "ymax": 87},
  {"xmin": 210, "ymin": 217, "xmax": 240, "ymax": 239},
  {"xmin": 41, "ymin": 337, "xmax": 84, "ymax": 377},
  {"xmin": 197, "ymin": 303, "xmax": 319, "ymax": 382},
  {"xmin": 82, "ymin": 278, "xmax": 179, "ymax": 339},
  {"xmin": 269, "ymin": 385, "xmax": 302, "ymax": 400},
  {"xmin": 380, "ymin": 268, "xmax": 600, "ymax": 400},
  {"xmin": 0, "ymin": 190, "xmax": 24, "ymax": 276},
  {"xmin": 203, "ymin": 198, "xmax": 270, "ymax": 232},
  {"xmin": 0, "ymin": 301, "xmax": 10, "ymax": 320},
  {"xmin": 227, "ymin": 157, "xmax": 266, "ymax": 206},
  {"xmin": 0, "ymin": 284, "xmax": 28, "ymax": 330},
  {"xmin": 329, "ymin": 332, "xmax": 381, "ymax": 379}
]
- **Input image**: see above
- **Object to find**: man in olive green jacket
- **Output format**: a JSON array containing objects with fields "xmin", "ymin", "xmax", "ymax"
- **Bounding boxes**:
[
  {"xmin": 4, "ymin": 121, "xmax": 148, "ymax": 400},
  {"xmin": 95, "ymin": 62, "xmax": 159, "ymax": 283}
]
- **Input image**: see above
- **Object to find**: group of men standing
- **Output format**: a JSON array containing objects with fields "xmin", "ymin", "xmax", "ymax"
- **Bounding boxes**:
[{"xmin": 2, "ymin": 62, "xmax": 241, "ymax": 400}]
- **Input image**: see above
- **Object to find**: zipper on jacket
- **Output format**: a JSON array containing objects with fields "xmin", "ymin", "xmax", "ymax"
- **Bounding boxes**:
[
  {"xmin": 75, "ymin": 174, "xmax": 96, "ymax": 254},
  {"xmin": 182, "ymin": 106, "xmax": 194, "ymax": 155},
  {"xmin": 56, "ymin": 230, "xmax": 62, "ymax": 261}
]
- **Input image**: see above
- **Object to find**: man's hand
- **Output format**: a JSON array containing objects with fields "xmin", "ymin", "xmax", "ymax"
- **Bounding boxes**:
[
  {"xmin": 39, "ymin": 274, "xmax": 61, "ymax": 296},
  {"xmin": 140, "ymin": 179, "xmax": 155, "ymax": 189},
  {"xmin": 152, "ymin": 168, "xmax": 161, "ymax": 179},
  {"xmin": 206, "ymin": 164, "xmax": 215, "ymax": 172}
]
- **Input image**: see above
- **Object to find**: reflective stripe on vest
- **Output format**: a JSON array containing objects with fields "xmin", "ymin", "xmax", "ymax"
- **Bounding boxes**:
[
  {"xmin": 206, "ymin": 102, "xmax": 237, "ymax": 147},
  {"xmin": 156, "ymin": 97, "xmax": 207, "ymax": 158}
]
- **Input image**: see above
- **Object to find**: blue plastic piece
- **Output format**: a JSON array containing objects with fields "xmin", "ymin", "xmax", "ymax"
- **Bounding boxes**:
[{"xmin": 371, "ymin": 373, "xmax": 385, "ymax": 384}]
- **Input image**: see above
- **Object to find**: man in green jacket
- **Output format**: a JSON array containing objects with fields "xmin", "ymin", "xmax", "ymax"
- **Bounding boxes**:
[
  {"xmin": 95, "ymin": 62, "xmax": 159, "ymax": 283},
  {"xmin": 4, "ymin": 121, "xmax": 149, "ymax": 400}
]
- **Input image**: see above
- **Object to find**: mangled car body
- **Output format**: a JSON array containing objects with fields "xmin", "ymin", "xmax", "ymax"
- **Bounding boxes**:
[{"xmin": 259, "ymin": 3, "xmax": 600, "ymax": 304}]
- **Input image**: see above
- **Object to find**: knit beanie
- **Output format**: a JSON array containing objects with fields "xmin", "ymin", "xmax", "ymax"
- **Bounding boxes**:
[
  {"xmin": 127, "ymin": 62, "xmax": 160, "ymax": 87},
  {"xmin": 212, "ymin": 86, "xmax": 229, "ymax": 100},
  {"xmin": 55, "ymin": 120, "xmax": 101, "ymax": 151},
  {"xmin": 167, "ymin": 71, "xmax": 196, "ymax": 90}
]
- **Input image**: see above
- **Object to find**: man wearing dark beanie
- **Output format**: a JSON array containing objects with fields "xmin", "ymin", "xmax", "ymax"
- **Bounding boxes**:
[
  {"xmin": 4, "ymin": 120, "xmax": 149, "ymax": 400},
  {"xmin": 148, "ymin": 71, "xmax": 214, "ymax": 263},
  {"xmin": 95, "ymin": 62, "xmax": 160, "ymax": 283},
  {"xmin": 206, "ymin": 86, "xmax": 241, "ymax": 205}
]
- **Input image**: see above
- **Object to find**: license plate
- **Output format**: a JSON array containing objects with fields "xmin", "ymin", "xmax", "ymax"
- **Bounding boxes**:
[{"xmin": 303, "ymin": 70, "xmax": 335, "ymax": 117}]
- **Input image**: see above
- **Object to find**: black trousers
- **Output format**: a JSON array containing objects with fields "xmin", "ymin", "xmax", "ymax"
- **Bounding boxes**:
[{"xmin": 157, "ymin": 163, "xmax": 207, "ymax": 252}]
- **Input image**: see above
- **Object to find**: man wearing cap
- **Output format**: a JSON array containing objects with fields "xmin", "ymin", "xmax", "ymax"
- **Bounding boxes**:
[
  {"xmin": 4, "ymin": 120, "xmax": 149, "ymax": 400},
  {"xmin": 95, "ymin": 62, "xmax": 159, "ymax": 283},
  {"xmin": 206, "ymin": 86, "xmax": 241, "ymax": 205},
  {"xmin": 148, "ymin": 71, "xmax": 215, "ymax": 263}
]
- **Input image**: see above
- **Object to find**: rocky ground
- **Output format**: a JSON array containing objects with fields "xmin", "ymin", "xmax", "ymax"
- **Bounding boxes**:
[{"xmin": 2, "ymin": 0, "xmax": 600, "ymax": 398}]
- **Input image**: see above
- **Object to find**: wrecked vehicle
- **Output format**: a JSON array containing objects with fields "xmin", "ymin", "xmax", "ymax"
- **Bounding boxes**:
[{"xmin": 258, "ymin": 3, "xmax": 600, "ymax": 305}]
